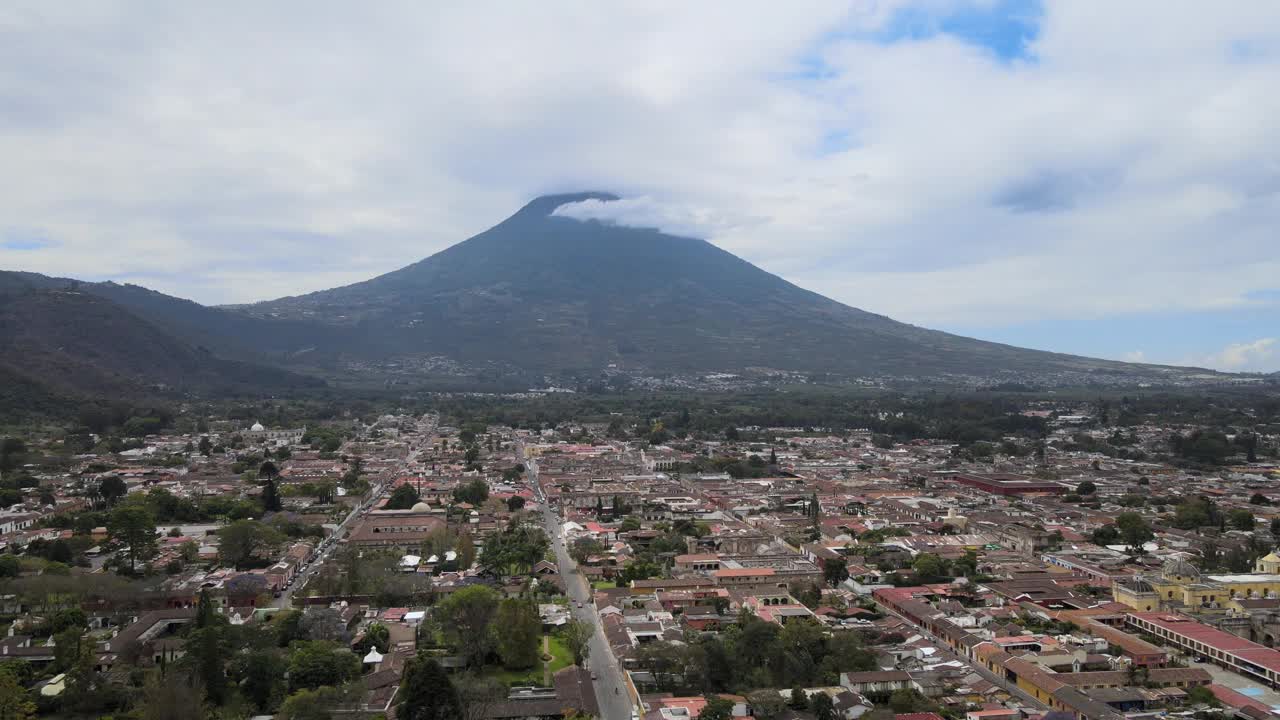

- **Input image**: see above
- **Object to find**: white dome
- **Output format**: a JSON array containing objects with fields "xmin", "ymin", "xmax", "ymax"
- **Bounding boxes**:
[
  {"xmin": 410, "ymin": 501, "xmax": 431, "ymax": 513},
  {"xmin": 250, "ymin": 421, "xmax": 265, "ymax": 432},
  {"xmin": 363, "ymin": 648, "xmax": 383, "ymax": 664}
]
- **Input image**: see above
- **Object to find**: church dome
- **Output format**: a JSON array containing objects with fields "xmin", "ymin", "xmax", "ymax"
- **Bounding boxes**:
[
  {"xmin": 1126, "ymin": 577, "xmax": 1155, "ymax": 594},
  {"xmin": 1255, "ymin": 552, "xmax": 1280, "ymax": 573},
  {"xmin": 410, "ymin": 501, "xmax": 431, "ymax": 513},
  {"xmin": 250, "ymin": 421, "xmax": 265, "ymax": 432},
  {"xmin": 1162, "ymin": 557, "xmax": 1201, "ymax": 580}
]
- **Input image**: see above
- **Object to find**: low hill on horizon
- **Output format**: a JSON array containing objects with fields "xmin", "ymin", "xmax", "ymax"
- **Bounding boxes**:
[{"xmin": 0, "ymin": 279, "xmax": 322, "ymax": 417}]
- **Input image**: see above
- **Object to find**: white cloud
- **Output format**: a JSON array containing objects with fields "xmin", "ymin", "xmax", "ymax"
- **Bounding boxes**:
[
  {"xmin": 1202, "ymin": 338, "xmax": 1277, "ymax": 372},
  {"xmin": 1121, "ymin": 351, "xmax": 1147, "ymax": 363},
  {"xmin": 551, "ymin": 196, "xmax": 759, "ymax": 240},
  {"xmin": 0, "ymin": 0, "xmax": 1276, "ymax": 365}
]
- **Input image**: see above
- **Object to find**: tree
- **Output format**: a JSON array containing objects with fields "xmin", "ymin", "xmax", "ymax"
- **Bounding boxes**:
[
  {"xmin": 259, "ymin": 460, "xmax": 280, "ymax": 480},
  {"xmin": 278, "ymin": 685, "xmax": 351, "ymax": 720},
  {"xmin": 506, "ymin": 495, "xmax": 526, "ymax": 512},
  {"xmin": 99, "ymin": 475, "xmax": 128, "ymax": 506},
  {"xmin": 53, "ymin": 627, "xmax": 91, "ymax": 673},
  {"xmin": 1186, "ymin": 684, "xmax": 1220, "ymax": 707},
  {"xmin": 456, "ymin": 676, "xmax": 507, "ymax": 720},
  {"xmin": 648, "ymin": 421, "xmax": 670, "ymax": 445},
  {"xmin": 1092, "ymin": 525, "xmax": 1120, "ymax": 545},
  {"xmin": 1240, "ymin": 433, "xmax": 1260, "ymax": 463},
  {"xmin": 107, "ymin": 502, "xmax": 157, "ymax": 573},
  {"xmin": 793, "ymin": 583, "xmax": 822, "ymax": 609},
  {"xmin": 195, "ymin": 587, "xmax": 217, "ymax": 628},
  {"xmin": 789, "ymin": 687, "xmax": 808, "ymax": 709},
  {"xmin": 0, "ymin": 666, "xmax": 35, "ymax": 720},
  {"xmin": 218, "ymin": 519, "xmax": 285, "ymax": 569},
  {"xmin": 0, "ymin": 438, "xmax": 27, "ymax": 472},
  {"xmin": 1271, "ymin": 517, "xmax": 1280, "ymax": 537},
  {"xmin": 233, "ymin": 648, "xmax": 287, "ymax": 712},
  {"xmin": 400, "ymin": 653, "xmax": 460, "ymax": 720},
  {"xmin": 480, "ymin": 525, "xmax": 548, "ymax": 576},
  {"xmin": 700, "ymin": 695, "xmax": 734, "ymax": 720},
  {"xmin": 810, "ymin": 692, "xmax": 836, "ymax": 720},
  {"xmin": 386, "ymin": 484, "xmax": 421, "ymax": 510},
  {"xmin": 0, "ymin": 555, "xmax": 20, "ymax": 578},
  {"xmin": 635, "ymin": 641, "xmax": 687, "ymax": 692},
  {"xmin": 1252, "ymin": 493, "xmax": 1270, "ymax": 506},
  {"xmin": 261, "ymin": 477, "xmax": 282, "ymax": 513},
  {"xmin": 1229, "ymin": 508, "xmax": 1256, "ymax": 531},
  {"xmin": 356, "ymin": 623, "xmax": 390, "ymax": 655},
  {"xmin": 495, "ymin": 599, "xmax": 541, "ymax": 670},
  {"xmin": 1077, "ymin": 480, "xmax": 1097, "ymax": 495},
  {"xmin": 747, "ymin": 690, "xmax": 787, "ymax": 720},
  {"xmin": 457, "ymin": 532, "xmax": 477, "ymax": 569},
  {"xmin": 287, "ymin": 640, "xmax": 360, "ymax": 691},
  {"xmin": 1170, "ymin": 430, "xmax": 1233, "ymax": 465},
  {"xmin": 912, "ymin": 553, "xmax": 949, "ymax": 582},
  {"xmin": 1173, "ymin": 496, "xmax": 1220, "ymax": 529},
  {"xmin": 135, "ymin": 670, "xmax": 202, "ymax": 720},
  {"xmin": 889, "ymin": 688, "xmax": 933, "ymax": 713},
  {"xmin": 570, "ymin": 537, "xmax": 605, "ymax": 564},
  {"xmin": 560, "ymin": 620, "xmax": 594, "ymax": 667},
  {"xmin": 435, "ymin": 585, "xmax": 500, "ymax": 668},
  {"xmin": 198, "ymin": 436, "xmax": 213, "ymax": 456},
  {"xmin": 186, "ymin": 624, "xmax": 232, "ymax": 704},
  {"xmin": 454, "ymin": 479, "xmax": 489, "ymax": 505},
  {"xmin": 823, "ymin": 557, "xmax": 849, "ymax": 587},
  {"xmin": 1116, "ymin": 512, "xmax": 1154, "ymax": 552},
  {"xmin": 616, "ymin": 559, "xmax": 660, "ymax": 586},
  {"xmin": 47, "ymin": 608, "xmax": 87, "ymax": 634},
  {"xmin": 1199, "ymin": 541, "xmax": 1222, "ymax": 571}
]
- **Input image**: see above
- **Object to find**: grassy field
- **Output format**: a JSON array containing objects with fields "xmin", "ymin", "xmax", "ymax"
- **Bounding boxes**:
[
  {"xmin": 545, "ymin": 636, "xmax": 573, "ymax": 675},
  {"xmin": 482, "ymin": 633, "xmax": 574, "ymax": 687},
  {"xmin": 590, "ymin": 580, "xmax": 616, "ymax": 589}
]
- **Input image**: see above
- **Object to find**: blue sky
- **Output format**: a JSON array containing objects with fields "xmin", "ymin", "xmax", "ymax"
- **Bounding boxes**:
[
  {"xmin": 1, "ymin": 2, "xmax": 1277, "ymax": 371},
  {"xmin": 945, "ymin": 304, "xmax": 1279, "ymax": 370},
  {"xmin": 876, "ymin": 0, "xmax": 1042, "ymax": 62}
]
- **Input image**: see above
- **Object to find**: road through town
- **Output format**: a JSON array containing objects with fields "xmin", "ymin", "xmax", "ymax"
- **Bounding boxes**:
[{"xmin": 526, "ymin": 443, "xmax": 637, "ymax": 720}]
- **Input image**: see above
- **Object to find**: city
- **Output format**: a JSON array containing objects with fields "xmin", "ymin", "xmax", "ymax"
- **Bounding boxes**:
[
  {"xmin": 2, "ymin": 395, "xmax": 1279, "ymax": 719},
  {"xmin": 2, "ymin": 3, "xmax": 1279, "ymax": 720}
]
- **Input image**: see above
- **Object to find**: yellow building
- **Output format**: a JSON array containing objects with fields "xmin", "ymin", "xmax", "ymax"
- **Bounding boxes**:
[{"xmin": 1114, "ymin": 557, "xmax": 1280, "ymax": 613}]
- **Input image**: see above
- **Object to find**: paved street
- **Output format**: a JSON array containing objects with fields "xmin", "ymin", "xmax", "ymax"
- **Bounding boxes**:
[
  {"xmin": 874, "ymin": 602, "xmax": 1050, "ymax": 712},
  {"xmin": 275, "ymin": 477, "xmax": 387, "ymax": 608},
  {"xmin": 527, "ymin": 443, "xmax": 636, "ymax": 720}
]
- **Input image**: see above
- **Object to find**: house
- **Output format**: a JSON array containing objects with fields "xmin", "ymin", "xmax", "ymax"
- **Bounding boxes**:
[
  {"xmin": 0, "ymin": 512, "xmax": 38, "ymax": 535},
  {"xmin": 345, "ymin": 514, "xmax": 447, "ymax": 552},
  {"xmin": 841, "ymin": 670, "xmax": 913, "ymax": 695}
]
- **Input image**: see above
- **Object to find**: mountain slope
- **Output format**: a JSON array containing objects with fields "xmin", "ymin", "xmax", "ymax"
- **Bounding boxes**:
[
  {"xmin": 243, "ymin": 192, "xmax": 1173, "ymax": 380},
  {"xmin": 0, "ymin": 283, "xmax": 321, "ymax": 412},
  {"xmin": 0, "ymin": 270, "xmax": 344, "ymax": 366}
]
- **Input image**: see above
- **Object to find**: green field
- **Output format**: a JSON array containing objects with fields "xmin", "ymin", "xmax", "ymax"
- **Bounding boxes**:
[{"xmin": 483, "ymin": 634, "xmax": 574, "ymax": 687}]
